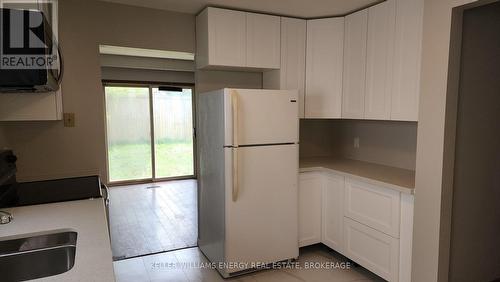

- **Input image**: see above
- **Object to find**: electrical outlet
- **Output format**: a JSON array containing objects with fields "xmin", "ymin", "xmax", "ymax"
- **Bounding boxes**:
[
  {"xmin": 63, "ymin": 113, "xmax": 75, "ymax": 127},
  {"xmin": 354, "ymin": 137, "xmax": 360, "ymax": 149}
]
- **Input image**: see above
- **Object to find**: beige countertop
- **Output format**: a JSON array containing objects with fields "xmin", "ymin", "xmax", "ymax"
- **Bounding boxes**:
[
  {"xmin": 300, "ymin": 157, "xmax": 415, "ymax": 194},
  {"xmin": 0, "ymin": 199, "xmax": 115, "ymax": 282}
]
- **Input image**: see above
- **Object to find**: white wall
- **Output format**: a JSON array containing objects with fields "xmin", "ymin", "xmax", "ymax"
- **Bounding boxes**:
[{"xmin": 412, "ymin": 0, "xmax": 476, "ymax": 281}]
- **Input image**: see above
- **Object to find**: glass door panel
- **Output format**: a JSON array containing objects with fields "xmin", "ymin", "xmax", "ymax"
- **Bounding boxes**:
[
  {"xmin": 152, "ymin": 87, "xmax": 194, "ymax": 178},
  {"xmin": 105, "ymin": 86, "xmax": 152, "ymax": 182}
]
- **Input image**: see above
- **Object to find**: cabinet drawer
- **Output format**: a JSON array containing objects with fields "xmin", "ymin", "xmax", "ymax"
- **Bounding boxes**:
[
  {"xmin": 344, "ymin": 217, "xmax": 399, "ymax": 281},
  {"xmin": 344, "ymin": 178, "xmax": 400, "ymax": 237}
]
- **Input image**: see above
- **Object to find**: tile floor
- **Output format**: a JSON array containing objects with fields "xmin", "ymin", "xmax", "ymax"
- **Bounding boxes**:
[
  {"xmin": 113, "ymin": 245, "xmax": 383, "ymax": 282},
  {"xmin": 109, "ymin": 179, "xmax": 198, "ymax": 260}
]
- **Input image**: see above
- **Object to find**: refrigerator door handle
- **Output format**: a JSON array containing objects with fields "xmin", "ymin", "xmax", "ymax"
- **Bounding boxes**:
[
  {"xmin": 231, "ymin": 90, "xmax": 239, "ymax": 202},
  {"xmin": 232, "ymin": 148, "xmax": 239, "ymax": 202},
  {"xmin": 231, "ymin": 90, "xmax": 239, "ymax": 146}
]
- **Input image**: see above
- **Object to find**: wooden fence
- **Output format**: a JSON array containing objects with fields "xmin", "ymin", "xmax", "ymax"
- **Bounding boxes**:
[{"xmin": 105, "ymin": 88, "xmax": 193, "ymax": 145}]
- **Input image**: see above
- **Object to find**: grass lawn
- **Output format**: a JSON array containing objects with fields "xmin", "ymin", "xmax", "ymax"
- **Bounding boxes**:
[{"xmin": 108, "ymin": 141, "xmax": 194, "ymax": 182}]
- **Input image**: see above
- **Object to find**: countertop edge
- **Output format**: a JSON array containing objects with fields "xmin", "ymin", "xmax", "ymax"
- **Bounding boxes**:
[
  {"xmin": 0, "ymin": 199, "xmax": 116, "ymax": 282},
  {"xmin": 299, "ymin": 166, "xmax": 415, "ymax": 195}
]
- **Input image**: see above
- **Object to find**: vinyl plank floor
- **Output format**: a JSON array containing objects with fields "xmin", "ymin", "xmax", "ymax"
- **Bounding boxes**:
[{"xmin": 109, "ymin": 179, "xmax": 198, "ymax": 260}]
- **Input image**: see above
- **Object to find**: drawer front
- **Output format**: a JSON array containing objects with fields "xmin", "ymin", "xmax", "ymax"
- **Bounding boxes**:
[
  {"xmin": 344, "ymin": 217, "xmax": 399, "ymax": 281},
  {"xmin": 344, "ymin": 178, "xmax": 401, "ymax": 237}
]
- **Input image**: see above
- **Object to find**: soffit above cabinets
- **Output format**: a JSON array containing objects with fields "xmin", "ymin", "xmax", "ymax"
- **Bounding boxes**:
[{"xmin": 98, "ymin": 0, "xmax": 381, "ymax": 18}]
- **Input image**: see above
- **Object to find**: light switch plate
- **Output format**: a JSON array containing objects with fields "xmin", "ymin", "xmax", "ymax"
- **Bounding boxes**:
[
  {"xmin": 354, "ymin": 137, "xmax": 360, "ymax": 149},
  {"xmin": 63, "ymin": 113, "xmax": 75, "ymax": 127}
]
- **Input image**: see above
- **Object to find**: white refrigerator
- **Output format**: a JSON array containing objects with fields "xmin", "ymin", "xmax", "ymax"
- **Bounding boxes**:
[{"xmin": 197, "ymin": 88, "xmax": 299, "ymax": 277}]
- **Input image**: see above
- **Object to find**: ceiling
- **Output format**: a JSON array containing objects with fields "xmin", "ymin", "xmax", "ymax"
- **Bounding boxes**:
[{"xmin": 99, "ymin": 0, "xmax": 382, "ymax": 18}]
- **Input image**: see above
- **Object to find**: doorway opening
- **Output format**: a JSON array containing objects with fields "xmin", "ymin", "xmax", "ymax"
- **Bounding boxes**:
[
  {"xmin": 103, "ymin": 83, "xmax": 198, "ymax": 260},
  {"xmin": 104, "ymin": 84, "xmax": 195, "ymax": 184}
]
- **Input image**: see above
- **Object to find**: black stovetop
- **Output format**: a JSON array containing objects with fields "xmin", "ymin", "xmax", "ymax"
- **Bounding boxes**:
[{"xmin": 0, "ymin": 175, "xmax": 103, "ymax": 208}]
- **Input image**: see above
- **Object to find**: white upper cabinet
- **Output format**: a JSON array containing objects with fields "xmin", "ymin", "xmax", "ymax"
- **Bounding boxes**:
[
  {"xmin": 342, "ymin": 10, "xmax": 368, "ymax": 119},
  {"xmin": 0, "ymin": 90, "xmax": 63, "ymax": 121},
  {"xmin": 196, "ymin": 7, "xmax": 280, "ymax": 70},
  {"xmin": 365, "ymin": 0, "xmax": 396, "ymax": 120},
  {"xmin": 305, "ymin": 18, "xmax": 344, "ymax": 118},
  {"xmin": 280, "ymin": 17, "xmax": 306, "ymax": 118},
  {"xmin": 246, "ymin": 13, "xmax": 281, "ymax": 69},
  {"xmin": 196, "ymin": 7, "xmax": 246, "ymax": 69},
  {"xmin": 391, "ymin": 0, "xmax": 424, "ymax": 121},
  {"xmin": 263, "ymin": 17, "xmax": 307, "ymax": 118}
]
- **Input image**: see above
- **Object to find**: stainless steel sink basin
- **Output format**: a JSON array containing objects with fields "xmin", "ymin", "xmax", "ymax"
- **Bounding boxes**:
[{"xmin": 0, "ymin": 231, "xmax": 77, "ymax": 282}]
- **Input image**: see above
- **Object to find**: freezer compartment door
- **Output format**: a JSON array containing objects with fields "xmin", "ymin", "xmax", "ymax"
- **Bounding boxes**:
[
  {"xmin": 224, "ymin": 144, "xmax": 299, "ymax": 274},
  {"xmin": 223, "ymin": 89, "xmax": 299, "ymax": 146}
]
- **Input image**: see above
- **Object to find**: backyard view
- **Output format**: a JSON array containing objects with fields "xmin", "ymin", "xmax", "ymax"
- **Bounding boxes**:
[
  {"xmin": 105, "ymin": 86, "xmax": 194, "ymax": 182},
  {"xmin": 107, "ymin": 142, "xmax": 193, "ymax": 181}
]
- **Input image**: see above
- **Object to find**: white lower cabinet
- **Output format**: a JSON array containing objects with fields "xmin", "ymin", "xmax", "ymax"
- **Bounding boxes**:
[
  {"xmin": 322, "ymin": 172, "xmax": 345, "ymax": 253},
  {"xmin": 344, "ymin": 217, "xmax": 399, "ymax": 281},
  {"xmin": 344, "ymin": 178, "xmax": 401, "ymax": 238},
  {"xmin": 298, "ymin": 172, "xmax": 322, "ymax": 247},
  {"xmin": 298, "ymin": 171, "xmax": 413, "ymax": 282}
]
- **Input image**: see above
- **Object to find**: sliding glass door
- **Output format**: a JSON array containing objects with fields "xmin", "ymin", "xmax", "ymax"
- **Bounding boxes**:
[
  {"xmin": 153, "ymin": 87, "xmax": 194, "ymax": 178},
  {"xmin": 104, "ymin": 84, "xmax": 195, "ymax": 183}
]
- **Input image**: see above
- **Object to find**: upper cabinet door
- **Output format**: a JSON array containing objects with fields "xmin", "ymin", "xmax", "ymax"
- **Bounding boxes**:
[
  {"xmin": 305, "ymin": 18, "xmax": 344, "ymax": 118},
  {"xmin": 196, "ymin": 7, "xmax": 246, "ymax": 68},
  {"xmin": 281, "ymin": 17, "xmax": 307, "ymax": 118},
  {"xmin": 342, "ymin": 10, "xmax": 368, "ymax": 119},
  {"xmin": 246, "ymin": 13, "xmax": 281, "ymax": 69},
  {"xmin": 365, "ymin": 0, "xmax": 396, "ymax": 120},
  {"xmin": 391, "ymin": 0, "xmax": 424, "ymax": 121}
]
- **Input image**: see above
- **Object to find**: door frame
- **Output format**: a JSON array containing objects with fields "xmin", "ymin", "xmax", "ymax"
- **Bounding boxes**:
[
  {"xmin": 102, "ymin": 81, "xmax": 197, "ymax": 186},
  {"xmin": 439, "ymin": 0, "xmax": 500, "ymax": 280}
]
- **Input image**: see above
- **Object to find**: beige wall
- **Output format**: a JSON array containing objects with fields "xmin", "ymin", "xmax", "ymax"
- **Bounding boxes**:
[
  {"xmin": 0, "ymin": 128, "xmax": 7, "ymax": 149},
  {"xmin": 100, "ymin": 67, "xmax": 195, "ymax": 84},
  {"xmin": 0, "ymin": 0, "xmax": 195, "ymax": 182},
  {"xmin": 335, "ymin": 120, "xmax": 417, "ymax": 170},
  {"xmin": 299, "ymin": 120, "xmax": 340, "ymax": 158},
  {"xmin": 412, "ymin": 0, "xmax": 476, "ymax": 281},
  {"xmin": 300, "ymin": 119, "xmax": 418, "ymax": 170},
  {"xmin": 195, "ymin": 70, "xmax": 262, "ymax": 94},
  {"xmin": 447, "ymin": 2, "xmax": 500, "ymax": 280}
]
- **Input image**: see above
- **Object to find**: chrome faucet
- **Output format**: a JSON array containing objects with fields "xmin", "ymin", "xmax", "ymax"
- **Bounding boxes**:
[{"xmin": 0, "ymin": 211, "xmax": 13, "ymax": 224}]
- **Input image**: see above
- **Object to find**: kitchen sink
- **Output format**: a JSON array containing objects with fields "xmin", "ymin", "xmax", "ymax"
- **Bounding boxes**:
[{"xmin": 0, "ymin": 231, "xmax": 77, "ymax": 282}]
